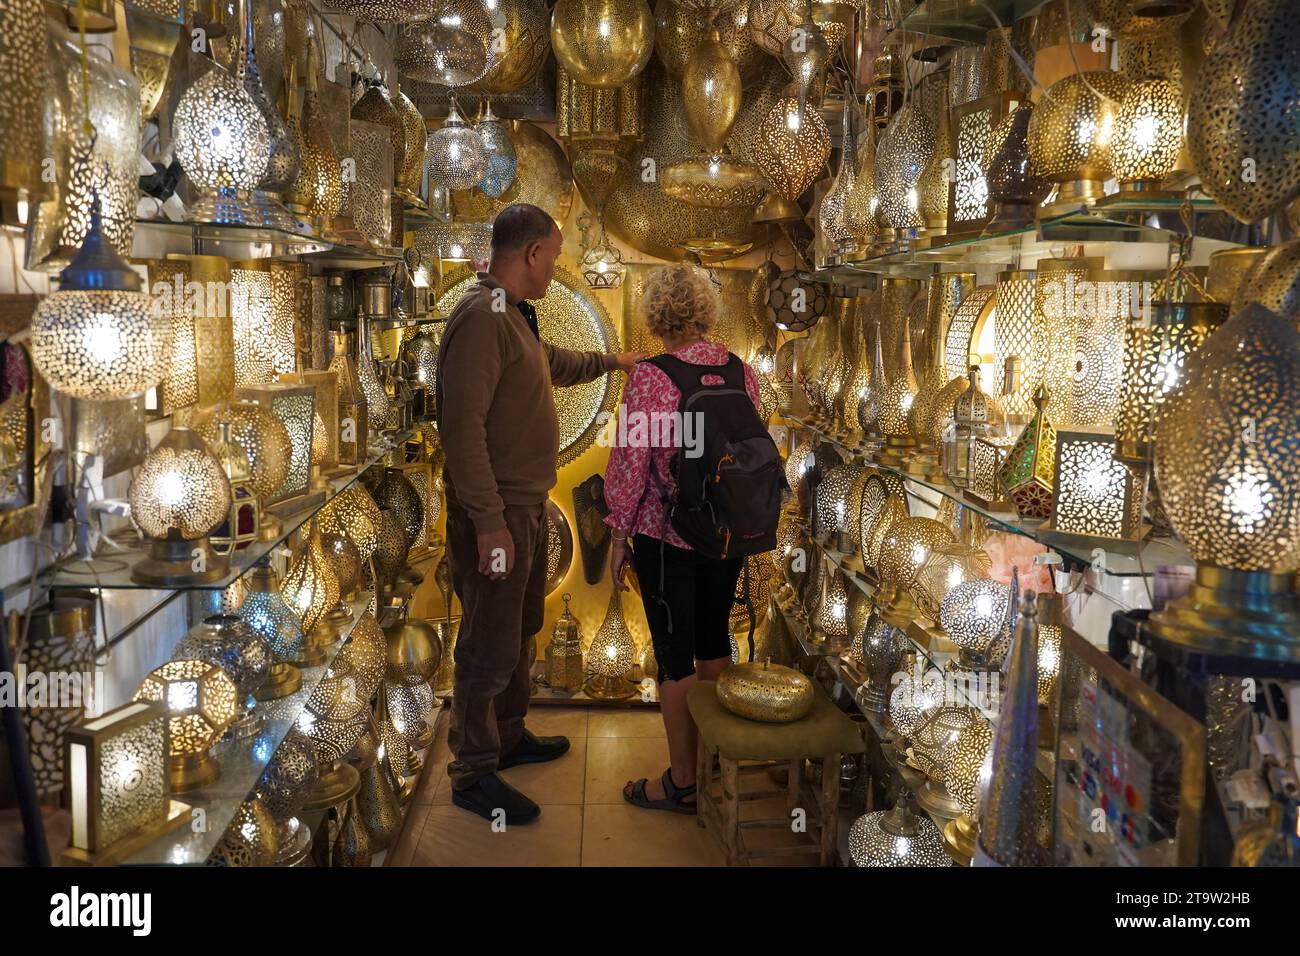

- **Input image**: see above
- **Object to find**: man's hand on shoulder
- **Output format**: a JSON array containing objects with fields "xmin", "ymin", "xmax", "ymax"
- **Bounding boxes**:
[{"xmin": 611, "ymin": 351, "xmax": 650, "ymax": 373}]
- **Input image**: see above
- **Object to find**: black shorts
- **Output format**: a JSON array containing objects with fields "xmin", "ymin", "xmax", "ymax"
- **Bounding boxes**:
[{"xmin": 629, "ymin": 533, "xmax": 743, "ymax": 683}]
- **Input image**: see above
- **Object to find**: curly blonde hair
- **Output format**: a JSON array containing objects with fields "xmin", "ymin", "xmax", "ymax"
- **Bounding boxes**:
[{"xmin": 640, "ymin": 263, "xmax": 719, "ymax": 341}]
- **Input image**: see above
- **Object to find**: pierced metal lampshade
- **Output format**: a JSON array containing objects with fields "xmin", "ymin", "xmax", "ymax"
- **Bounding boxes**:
[
  {"xmin": 1087, "ymin": 0, "xmax": 1194, "ymax": 39},
  {"xmin": 384, "ymin": 611, "xmax": 443, "ymax": 686},
  {"xmin": 749, "ymin": 0, "xmax": 845, "ymax": 58},
  {"xmin": 241, "ymin": 562, "xmax": 305, "ymax": 699},
  {"xmin": 374, "ymin": 468, "xmax": 425, "ymax": 553},
  {"xmin": 1050, "ymin": 429, "xmax": 1143, "ymax": 546},
  {"xmin": 393, "ymin": 86, "xmax": 429, "ymax": 199},
  {"xmin": 1027, "ymin": 71, "xmax": 1130, "ymax": 213},
  {"xmin": 661, "ymin": 154, "xmax": 769, "ymax": 210},
  {"xmin": 25, "ymin": 28, "xmax": 139, "ymax": 271},
  {"xmin": 173, "ymin": 60, "xmax": 271, "ymax": 224},
  {"xmin": 848, "ymin": 791, "xmax": 950, "ymax": 867},
  {"xmin": 128, "ymin": 427, "xmax": 232, "ymax": 585},
  {"xmin": 1186, "ymin": 0, "xmax": 1300, "ymax": 224},
  {"xmin": 585, "ymin": 590, "xmax": 638, "ymax": 699},
  {"xmin": 911, "ymin": 542, "xmax": 992, "ymax": 623},
  {"xmin": 31, "ymin": 207, "xmax": 161, "ymax": 402},
  {"xmin": 476, "ymin": 100, "xmax": 518, "ymax": 198},
  {"xmin": 939, "ymin": 716, "xmax": 993, "ymax": 863},
  {"xmin": 415, "ymin": 220, "xmax": 493, "ymax": 264},
  {"xmin": 1115, "ymin": 301, "xmax": 1225, "ymax": 463},
  {"xmin": 254, "ymin": 727, "xmax": 319, "ymax": 826},
  {"xmin": 132, "ymin": 658, "xmax": 239, "ymax": 792},
  {"xmin": 0, "ymin": 0, "xmax": 50, "ymax": 213},
  {"xmin": 280, "ymin": 520, "xmax": 341, "ymax": 653},
  {"xmin": 764, "ymin": 269, "xmax": 827, "ymax": 332},
  {"xmin": 236, "ymin": 0, "xmax": 300, "ymax": 231},
  {"xmin": 174, "ymin": 613, "xmax": 272, "ymax": 716},
  {"xmin": 1109, "ymin": 76, "xmax": 1184, "ymax": 198},
  {"xmin": 284, "ymin": 45, "xmax": 342, "ymax": 228},
  {"xmin": 551, "ymin": 0, "xmax": 655, "ymax": 88},
  {"xmin": 889, "ymin": 668, "xmax": 945, "ymax": 742},
  {"xmin": 320, "ymin": 484, "xmax": 382, "ymax": 560},
  {"xmin": 939, "ymin": 578, "xmax": 1011, "ymax": 668},
  {"xmin": 320, "ymin": 0, "xmax": 440, "ymax": 20},
  {"xmin": 193, "ymin": 400, "xmax": 292, "ymax": 504},
  {"xmin": 396, "ymin": 1, "xmax": 494, "ymax": 87},
  {"xmin": 347, "ymin": 119, "xmax": 394, "ymax": 249},
  {"xmin": 755, "ymin": 94, "xmax": 831, "ymax": 202},
  {"xmin": 373, "ymin": 507, "xmax": 410, "ymax": 599},
  {"xmin": 983, "ymin": 102, "xmax": 1051, "ymax": 234},
  {"xmin": 1149, "ymin": 305, "xmax": 1300, "ymax": 659}
]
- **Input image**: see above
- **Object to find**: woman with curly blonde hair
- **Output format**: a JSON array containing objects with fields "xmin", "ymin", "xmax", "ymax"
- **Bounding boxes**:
[{"xmin": 603, "ymin": 262, "xmax": 764, "ymax": 813}]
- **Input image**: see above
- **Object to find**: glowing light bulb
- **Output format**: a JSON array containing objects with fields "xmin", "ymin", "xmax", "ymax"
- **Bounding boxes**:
[
  {"xmin": 82, "ymin": 313, "xmax": 125, "ymax": 363},
  {"xmin": 155, "ymin": 470, "xmax": 187, "ymax": 508},
  {"xmin": 974, "ymin": 594, "xmax": 993, "ymax": 618},
  {"xmin": 599, "ymin": 19, "xmax": 611, "ymax": 37}
]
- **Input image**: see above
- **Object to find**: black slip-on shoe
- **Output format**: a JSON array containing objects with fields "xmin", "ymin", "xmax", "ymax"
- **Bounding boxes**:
[
  {"xmin": 498, "ymin": 728, "xmax": 571, "ymax": 770},
  {"xmin": 450, "ymin": 773, "xmax": 541, "ymax": 825}
]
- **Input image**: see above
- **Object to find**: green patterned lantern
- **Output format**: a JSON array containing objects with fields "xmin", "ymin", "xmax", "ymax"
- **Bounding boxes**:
[{"xmin": 998, "ymin": 385, "xmax": 1056, "ymax": 521}]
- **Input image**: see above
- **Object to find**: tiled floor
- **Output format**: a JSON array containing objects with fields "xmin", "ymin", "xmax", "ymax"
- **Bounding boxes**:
[{"xmin": 388, "ymin": 703, "xmax": 818, "ymax": 867}]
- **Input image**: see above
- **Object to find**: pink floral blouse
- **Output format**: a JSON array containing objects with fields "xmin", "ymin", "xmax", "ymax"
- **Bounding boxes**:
[{"xmin": 603, "ymin": 341, "xmax": 762, "ymax": 549}]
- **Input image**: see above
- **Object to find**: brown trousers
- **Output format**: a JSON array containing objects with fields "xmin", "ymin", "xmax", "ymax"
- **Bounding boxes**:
[{"xmin": 445, "ymin": 498, "xmax": 548, "ymax": 789}]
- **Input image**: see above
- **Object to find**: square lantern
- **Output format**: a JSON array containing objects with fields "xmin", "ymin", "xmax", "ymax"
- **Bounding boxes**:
[
  {"xmin": 285, "ymin": 369, "xmax": 348, "ymax": 477},
  {"xmin": 236, "ymin": 382, "xmax": 322, "ymax": 517},
  {"xmin": 965, "ymin": 436, "xmax": 1014, "ymax": 510},
  {"xmin": 1050, "ymin": 429, "xmax": 1144, "ymax": 549},
  {"xmin": 61, "ymin": 700, "xmax": 191, "ymax": 865},
  {"xmin": 210, "ymin": 474, "xmax": 260, "ymax": 556},
  {"xmin": 946, "ymin": 91, "xmax": 1023, "ymax": 241}
]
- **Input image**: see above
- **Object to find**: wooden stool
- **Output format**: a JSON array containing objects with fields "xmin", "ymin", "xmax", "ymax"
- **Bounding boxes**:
[{"xmin": 688, "ymin": 681, "xmax": 866, "ymax": 866}]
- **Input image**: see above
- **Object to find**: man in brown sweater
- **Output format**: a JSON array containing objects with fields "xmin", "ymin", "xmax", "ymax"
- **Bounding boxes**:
[{"xmin": 436, "ymin": 203, "xmax": 643, "ymax": 824}]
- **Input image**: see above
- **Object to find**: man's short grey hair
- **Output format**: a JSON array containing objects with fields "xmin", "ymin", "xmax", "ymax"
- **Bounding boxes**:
[{"xmin": 490, "ymin": 203, "xmax": 557, "ymax": 253}]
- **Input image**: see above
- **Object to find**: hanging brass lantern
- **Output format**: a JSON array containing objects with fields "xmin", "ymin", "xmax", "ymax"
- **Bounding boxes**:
[
  {"xmin": 654, "ymin": 0, "xmax": 766, "ymax": 87},
  {"xmin": 1027, "ymin": 71, "xmax": 1130, "ymax": 214},
  {"xmin": 470, "ymin": 0, "xmax": 550, "ymax": 96},
  {"xmin": 552, "ymin": 0, "xmax": 655, "ymax": 88},
  {"xmin": 755, "ymin": 91, "xmax": 831, "ymax": 201}
]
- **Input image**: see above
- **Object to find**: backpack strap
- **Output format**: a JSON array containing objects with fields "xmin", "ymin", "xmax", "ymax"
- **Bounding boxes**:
[{"xmin": 647, "ymin": 352, "xmax": 747, "ymax": 395}]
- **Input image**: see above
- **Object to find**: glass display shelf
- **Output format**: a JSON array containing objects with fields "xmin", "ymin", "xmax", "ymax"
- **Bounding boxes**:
[
  {"xmin": 132, "ymin": 218, "xmax": 331, "ymax": 261},
  {"xmin": 303, "ymin": 243, "xmax": 405, "ymax": 270},
  {"xmin": 786, "ymin": 414, "xmax": 1193, "ymax": 578},
  {"xmin": 45, "ymin": 430, "xmax": 415, "ymax": 592},
  {"xmin": 820, "ymin": 207, "xmax": 1237, "ymax": 280},
  {"xmin": 122, "ymin": 589, "xmax": 374, "ymax": 865}
]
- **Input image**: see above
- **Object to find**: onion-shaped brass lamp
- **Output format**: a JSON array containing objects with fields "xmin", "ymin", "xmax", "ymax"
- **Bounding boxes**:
[
  {"xmin": 384, "ymin": 609, "xmax": 443, "ymax": 687},
  {"xmin": 132, "ymin": 658, "xmax": 239, "ymax": 792},
  {"xmin": 396, "ymin": 1, "xmax": 493, "ymax": 87},
  {"xmin": 982, "ymin": 102, "xmax": 1051, "ymax": 234},
  {"xmin": 1027, "ymin": 71, "xmax": 1129, "ymax": 214},
  {"xmin": 755, "ymin": 92, "xmax": 831, "ymax": 202},
  {"xmin": 1149, "ymin": 305, "xmax": 1300, "ymax": 661},
  {"xmin": 242, "ymin": 559, "xmax": 305, "ymax": 700},
  {"xmin": 911, "ymin": 542, "xmax": 992, "ymax": 623},
  {"xmin": 280, "ymin": 520, "xmax": 341, "ymax": 664},
  {"xmin": 426, "ymin": 97, "xmax": 488, "ymax": 191},
  {"xmin": 585, "ymin": 590, "xmax": 638, "ymax": 700},
  {"xmin": 877, "ymin": 517, "xmax": 956, "ymax": 628},
  {"xmin": 193, "ymin": 400, "xmax": 292, "ymax": 538},
  {"xmin": 173, "ymin": 54, "xmax": 271, "ymax": 224},
  {"xmin": 319, "ymin": 484, "xmax": 382, "ymax": 560},
  {"xmin": 373, "ymin": 507, "xmax": 410, "ymax": 601},
  {"xmin": 128, "ymin": 428, "xmax": 232, "ymax": 586}
]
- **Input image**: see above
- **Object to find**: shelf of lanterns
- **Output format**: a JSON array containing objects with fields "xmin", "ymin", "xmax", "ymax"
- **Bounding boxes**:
[
  {"xmin": 115, "ymin": 588, "xmax": 376, "ymax": 866},
  {"xmin": 784, "ymin": 413, "xmax": 1193, "ymax": 581},
  {"xmin": 818, "ymin": 206, "xmax": 1228, "ymax": 279},
  {"xmin": 44, "ymin": 431, "xmax": 415, "ymax": 594}
]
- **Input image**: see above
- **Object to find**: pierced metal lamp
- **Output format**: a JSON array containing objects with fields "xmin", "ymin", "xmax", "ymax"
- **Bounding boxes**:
[
  {"xmin": 585, "ymin": 590, "xmax": 638, "ymax": 700},
  {"xmin": 280, "ymin": 520, "xmax": 341, "ymax": 664},
  {"xmin": 132, "ymin": 658, "xmax": 239, "ymax": 792},
  {"xmin": 1149, "ymin": 305, "xmax": 1300, "ymax": 661},
  {"xmin": 128, "ymin": 428, "xmax": 232, "ymax": 585},
  {"xmin": 848, "ymin": 790, "xmax": 951, "ymax": 867},
  {"xmin": 242, "ymin": 559, "xmax": 305, "ymax": 700},
  {"xmin": 31, "ymin": 205, "xmax": 161, "ymax": 402}
]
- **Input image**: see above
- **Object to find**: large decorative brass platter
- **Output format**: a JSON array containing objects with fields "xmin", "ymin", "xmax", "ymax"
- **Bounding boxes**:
[
  {"xmin": 435, "ymin": 266, "xmax": 620, "ymax": 466},
  {"xmin": 452, "ymin": 120, "xmax": 573, "ymax": 227}
]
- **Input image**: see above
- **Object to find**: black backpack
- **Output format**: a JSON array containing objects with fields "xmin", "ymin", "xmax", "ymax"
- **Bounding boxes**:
[{"xmin": 647, "ymin": 353, "xmax": 786, "ymax": 561}]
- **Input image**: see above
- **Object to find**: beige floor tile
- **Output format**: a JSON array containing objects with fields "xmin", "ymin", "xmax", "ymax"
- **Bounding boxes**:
[
  {"xmin": 498, "ymin": 738, "xmax": 587, "ymax": 804},
  {"xmin": 410, "ymin": 804, "xmax": 583, "ymax": 866},
  {"xmin": 581, "ymin": 803, "xmax": 725, "ymax": 867},
  {"xmin": 585, "ymin": 736, "xmax": 673, "ymax": 804},
  {"xmin": 587, "ymin": 708, "xmax": 666, "ymax": 738},
  {"xmin": 387, "ymin": 807, "xmax": 430, "ymax": 867},
  {"xmin": 524, "ymin": 707, "xmax": 589, "ymax": 739}
]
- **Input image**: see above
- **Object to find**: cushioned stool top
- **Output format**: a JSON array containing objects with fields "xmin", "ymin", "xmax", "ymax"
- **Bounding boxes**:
[{"xmin": 688, "ymin": 681, "xmax": 866, "ymax": 761}]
